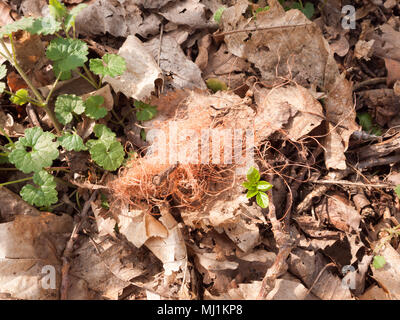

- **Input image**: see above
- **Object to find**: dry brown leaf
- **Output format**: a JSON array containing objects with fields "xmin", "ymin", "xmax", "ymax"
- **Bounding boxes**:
[
  {"xmin": 0, "ymin": 110, "xmax": 25, "ymax": 137},
  {"xmin": 159, "ymin": 0, "xmax": 211, "ymax": 29},
  {"xmin": 354, "ymin": 40, "xmax": 375, "ymax": 61},
  {"xmin": 70, "ymin": 235, "xmax": 158, "ymax": 300},
  {"xmin": 372, "ymin": 244, "xmax": 400, "ymax": 299},
  {"xmin": 324, "ymin": 74, "xmax": 358, "ymax": 170},
  {"xmin": 289, "ymin": 248, "xmax": 353, "ymax": 300},
  {"xmin": 104, "ymin": 35, "xmax": 162, "ymax": 100},
  {"xmin": 315, "ymin": 194, "xmax": 361, "ymax": 233},
  {"xmin": 0, "ymin": 213, "xmax": 73, "ymax": 300},
  {"xmin": 144, "ymin": 33, "xmax": 206, "ymax": 90},
  {"xmin": 221, "ymin": 0, "xmax": 357, "ymax": 169},
  {"xmin": 384, "ymin": 58, "xmax": 400, "ymax": 86}
]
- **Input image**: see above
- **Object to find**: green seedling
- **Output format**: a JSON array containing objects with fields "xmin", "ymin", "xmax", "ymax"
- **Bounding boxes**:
[
  {"xmin": 0, "ymin": 0, "xmax": 129, "ymax": 207},
  {"xmin": 279, "ymin": 0, "xmax": 315, "ymax": 19},
  {"xmin": 242, "ymin": 166, "xmax": 273, "ymax": 208},
  {"xmin": 372, "ymin": 224, "xmax": 400, "ymax": 270}
]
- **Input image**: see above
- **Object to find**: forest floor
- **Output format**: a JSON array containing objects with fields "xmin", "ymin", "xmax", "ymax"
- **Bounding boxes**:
[{"xmin": 0, "ymin": 0, "xmax": 400, "ymax": 300}]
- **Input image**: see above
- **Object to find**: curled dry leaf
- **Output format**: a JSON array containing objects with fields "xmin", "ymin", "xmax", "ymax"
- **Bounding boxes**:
[
  {"xmin": 0, "ymin": 110, "xmax": 25, "ymax": 137},
  {"xmin": 104, "ymin": 35, "xmax": 163, "ymax": 101},
  {"xmin": 220, "ymin": 0, "xmax": 357, "ymax": 169},
  {"xmin": 144, "ymin": 33, "xmax": 206, "ymax": 90}
]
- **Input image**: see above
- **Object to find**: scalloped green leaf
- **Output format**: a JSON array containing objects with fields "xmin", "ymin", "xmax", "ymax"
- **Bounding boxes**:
[
  {"xmin": 20, "ymin": 170, "xmax": 58, "ymax": 207},
  {"xmin": 46, "ymin": 38, "xmax": 88, "ymax": 73},
  {"xmin": 9, "ymin": 127, "xmax": 59, "ymax": 173},
  {"xmin": 28, "ymin": 16, "xmax": 62, "ymax": 35},
  {"xmin": 10, "ymin": 89, "xmax": 30, "ymax": 106},
  {"xmin": 55, "ymin": 94, "xmax": 85, "ymax": 125},
  {"xmin": 0, "ymin": 17, "xmax": 35, "ymax": 37},
  {"xmin": 49, "ymin": 0, "xmax": 68, "ymax": 22},
  {"xmin": 65, "ymin": 4, "xmax": 87, "ymax": 32},
  {"xmin": 84, "ymin": 95, "xmax": 107, "ymax": 120},
  {"xmin": 89, "ymin": 54, "xmax": 126, "ymax": 78},
  {"xmin": 89, "ymin": 140, "xmax": 124, "ymax": 171},
  {"xmin": 134, "ymin": 100, "xmax": 157, "ymax": 121},
  {"xmin": 58, "ymin": 132, "xmax": 86, "ymax": 151}
]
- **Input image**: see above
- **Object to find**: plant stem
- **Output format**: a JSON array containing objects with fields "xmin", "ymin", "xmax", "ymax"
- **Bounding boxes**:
[
  {"xmin": 0, "ymin": 38, "xmax": 62, "ymax": 134},
  {"xmin": 0, "ymin": 127, "xmax": 14, "ymax": 147},
  {"xmin": 82, "ymin": 64, "xmax": 98, "ymax": 89},
  {"xmin": 3, "ymin": 37, "xmax": 45, "ymax": 105},
  {"xmin": 45, "ymin": 72, "xmax": 61, "ymax": 105},
  {"xmin": 77, "ymin": 70, "xmax": 98, "ymax": 89},
  {"xmin": 0, "ymin": 176, "xmax": 33, "ymax": 187}
]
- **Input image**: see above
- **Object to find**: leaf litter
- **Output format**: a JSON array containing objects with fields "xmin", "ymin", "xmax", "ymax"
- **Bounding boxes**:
[{"xmin": 1, "ymin": 0, "xmax": 400, "ymax": 301}]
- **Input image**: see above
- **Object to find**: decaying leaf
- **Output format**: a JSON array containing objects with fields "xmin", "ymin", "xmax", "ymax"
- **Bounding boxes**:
[
  {"xmin": 372, "ymin": 244, "xmax": 400, "ymax": 299},
  {"xmin": 104, "ymin": 35, "xmax": 163, "ymax": 100},
  {"xmin": 0, "ymin": 212, "xmax": 73, "ymax": 300}
]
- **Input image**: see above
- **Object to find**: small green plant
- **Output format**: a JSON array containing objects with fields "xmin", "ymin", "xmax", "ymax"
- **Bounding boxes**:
[
  {"xmin": 213, "ymin": 7, "xmax": 226, "ymax": 24},
  {"xmin": 0, "ymin": 0, "xmax": 129, "ymax": 208},
  {"xmin": 279, "ymin": 0, "xmax": 315, "ymax": 20},
  {"xmin": 357, "ymin": 112, "xmax": 382, "ymax": 136},
  {"xmin": 242, "ymin": 166, "xmax": 273, "ymax": 209},
  {"xmin": 372, "ymin": 224, "xmax": 400, "ymax": 270}
]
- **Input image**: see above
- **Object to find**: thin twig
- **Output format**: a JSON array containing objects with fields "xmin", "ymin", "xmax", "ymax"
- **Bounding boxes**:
[
  {"xmin": 60, "ymin": 189, "xmax": 98, "ymax": 300},
  {"xmin": 216, "ymin": 23, "xmax": 310, "ymax": 37},
  {"xmin": 311, "ymin": 180, "xmax": 393, "ymax": 189}
]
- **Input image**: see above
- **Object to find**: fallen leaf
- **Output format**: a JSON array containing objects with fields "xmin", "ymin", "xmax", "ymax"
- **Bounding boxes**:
[{"xmin": 104, "ymin": 35, "xmax": 163, "ymax": 100}]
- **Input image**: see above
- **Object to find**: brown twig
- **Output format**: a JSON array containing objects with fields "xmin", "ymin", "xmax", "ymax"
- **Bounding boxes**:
[
  {"xmin": 257, "ymin": 192, "xmax": 294, "ymax": 299},
  {"xmin": 60, "ymin": 189, "xmax": 99, "ymax": 300},
  {"xmin": 216, "ymin": 23, "xmax": 310, "ymax": 37}
]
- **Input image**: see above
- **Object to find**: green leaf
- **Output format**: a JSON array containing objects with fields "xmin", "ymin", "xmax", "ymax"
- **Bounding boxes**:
[
  {"xmin": 55, "ymin": 94, "xmax": 85, "ymax": 125},
  {"xmin": 65, "ymin": 4, "xmax": 87, "ymax": 32},
  {"xmin": 257, "ymin": 181, "xmax": 273, "ymax": 191},
  {"xmin": 92, "ymin": 124, "xmax": 116, "ymax": 146},
  {"xmin": 46, "ymin": 38, "xmax": 88, "ymax": 73},
  {"xmin": 9, "ymin": 127, "xmax": 59, "ymax": 173},
  {"xmin": 256, "ymin": 191, "xmax": 269, "ymax": 209},
  {"xmin": 10, "ymin": 89, "xmax": 30, "ymax": 106},
  {"xmin": 246, "ymin": 189, "xmax": 258, "ymax": 199},
  {"xmin": 58, "ymin": 132, "xmax": 86, "ymax": 151},
  {"xmin": 28, "ymin": 16, "xmax": 62, "ymax": 35},
  {"xmin": 0, "ymin": 154, "xmax": 9, "ymax": 164},
  {"xmin": 357, "ymin": 112, "xmax": 373, "ymax": 132},
  {"xmin": 395, "ymin": 185, "xmax": 400, "ymax": 199},
  {"xmin": 242, "ymin": 181, "xmax": 255, "ymax": 190},
  {"xmin": 89, "ymin": 140, "xmax": 125, "ymax": 171},
  {"xmin": 213, "ymin": 7, "xmax": 226, "ymax": 23},
  {"xmin": 100, "ymin": 193, "xmax": 110, "ymax": 209},
  {"xmin": 206, "ymin": 78, "xmax": 228, "ymax": 93},
  {"xmin": 134, "ymin": 100, "xmax": 157, "ymax": 121},
  {"xmin": 0, "ymin": 17, "xmax": 35, "ymax": 37},
  {"xmin": 53, "ymin": 64, "xmax": 71, "ymax": 81},
  {"xmin": 49, "ymin": 0, "xmax": 68, "ymax": 22},
  {"xmin": 89, "ymin": 54, "xmax": 126, "ymax": 78},
  {"xmin": 246, "ymin": 166, "xmax": 260, "ymax": 184},
  {"xmin": 84, "ymin": 95, "xmax": 107, "ymax": 120},
  {"xmin": 302, "ymin": 2, "xmax": 315, "ymax": 19},
  {"xmin": 20, "ymin": 170, "xmax": 58, "ymax": 207},
  {"xmin": 372, "ymin": 255, "xmax": 386, "ymax": 269},
  {"xmin": 0, "ymin": 64, "xmax": 7, "ymax": 80},
  {"xmin": 0, "ymin": 82, "xmax": 5, "ymax": 94}
]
